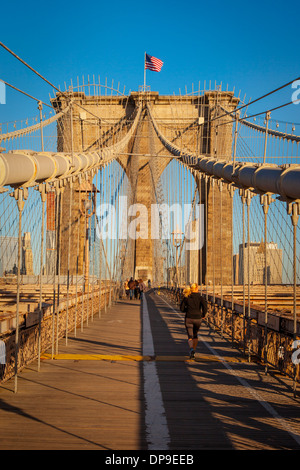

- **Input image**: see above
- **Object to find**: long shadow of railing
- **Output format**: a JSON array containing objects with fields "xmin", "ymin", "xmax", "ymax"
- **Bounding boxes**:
[{"xmin": 144, "ymin": 290, "xmax": 300, "ymax": 449}]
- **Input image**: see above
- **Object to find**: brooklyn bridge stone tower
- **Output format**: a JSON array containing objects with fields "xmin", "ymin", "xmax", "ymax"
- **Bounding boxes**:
[{"xmin": 51, "ymin": 88, "xmax": 238, "ymax": 286}]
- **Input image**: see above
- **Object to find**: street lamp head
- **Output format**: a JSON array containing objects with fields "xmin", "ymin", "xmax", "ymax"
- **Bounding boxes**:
[
  {"xmin": 83, "ymin": 199, "xmax": 92, "ymax": 211},
  {"xmin": 75, "ymin": 180, "xmax": 98, "ymax": 216},
  {"xmin": 171, "ymin": 225, "xmax": 183, "ymax": 247}
]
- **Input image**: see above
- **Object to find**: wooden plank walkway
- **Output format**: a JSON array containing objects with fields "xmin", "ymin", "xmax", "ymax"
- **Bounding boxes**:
[{"xmin": 1, "ymin": 290, "xmax": 300, "ymax": 450}]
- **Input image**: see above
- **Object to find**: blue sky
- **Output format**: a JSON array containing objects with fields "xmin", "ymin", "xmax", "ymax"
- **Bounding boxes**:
[{"xmin": 0, "ymin": 0, "xmax": 299, "ymax": 127}]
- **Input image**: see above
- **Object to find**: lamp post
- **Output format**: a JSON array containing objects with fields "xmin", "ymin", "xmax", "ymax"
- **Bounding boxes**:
[
  {"xmin": 171, "ymin": 225, "xmax": 183, "ymax": 289},
  {"xmin": 78, "ymin": 181, "xmax": 96, "ymax": 293}
]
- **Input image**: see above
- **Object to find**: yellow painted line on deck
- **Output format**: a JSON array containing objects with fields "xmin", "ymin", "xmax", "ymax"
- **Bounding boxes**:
[{"xmin": 41, "ymin": 353, "xmax": 250, "ymax": 363}]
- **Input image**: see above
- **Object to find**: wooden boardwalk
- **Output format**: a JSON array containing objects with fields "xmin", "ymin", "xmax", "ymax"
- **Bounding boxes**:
[{"xmin": 1, "ymin": 290, "xmax": 300, "ymax": 450}]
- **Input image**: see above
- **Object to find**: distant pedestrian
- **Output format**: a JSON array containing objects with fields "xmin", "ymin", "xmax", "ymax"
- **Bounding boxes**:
[
  {"xmin": 139, "ymin": 279, "xmax": 146, "ymax": 300},
  {"xmin": 134, "ymin": 280, "xmax": 139, "ymax": 299},
  {"xmin": 124, "ymin": 279, "xmax": 130, "ymax": 298},
  {"xmin": 180, "ymin": 283, "xmax": 207, "ymax": 359},
  {"xmin": 128, "ymin": 277, "xmax": 135, "ymax": 300}
]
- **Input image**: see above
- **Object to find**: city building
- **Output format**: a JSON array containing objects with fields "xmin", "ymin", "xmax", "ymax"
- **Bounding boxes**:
[{"xmin": 237, "ymin": 241, "xmax": 282, "ymax": 285}]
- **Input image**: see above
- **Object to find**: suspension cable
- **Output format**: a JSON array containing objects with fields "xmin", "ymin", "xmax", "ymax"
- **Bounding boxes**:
[
  {"xmin": 1, "ymin": 79, "xmax": 52, "ymax": 108},
  {"xmin": 0, "ymin": 41, "xmax": 104, "ymax": 122},
  {"xmin": 209, "ymin": 76, "xmax": 300, "ymax": 123},
  {"xmin": 213, "ymin": 97, "xmax": 300, "ymax": 132},
  {"xmin": 0, "ymin": 42, "xmax": 61, "ymax": 91}
]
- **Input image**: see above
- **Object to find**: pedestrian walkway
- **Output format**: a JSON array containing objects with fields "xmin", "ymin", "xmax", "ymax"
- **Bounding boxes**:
[{"xmin": 1, "ymin": 290, "xmax": 300, "ymax": 450}]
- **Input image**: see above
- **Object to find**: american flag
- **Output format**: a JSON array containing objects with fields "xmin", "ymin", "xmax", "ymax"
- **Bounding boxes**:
[{"xmin": 145, "ymin": 54, "xmax": 164, "ymax": 72}]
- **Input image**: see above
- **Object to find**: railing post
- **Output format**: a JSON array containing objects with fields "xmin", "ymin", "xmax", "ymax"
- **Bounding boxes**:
[
  {"xmin": 227, "ymin": 183, "xmax": 236, "ymax": 346},
  {"xmin": 240, "ymin": 189, "xmax": 246, "ymax": 354},
  {"xmin": 75, "ymin": 173, "xmax": 82, "ymax": 337},
  {"xmin": 204, "ymin": 175, "xmax": 209, "ymax": 303},
  {"xmin": 81, "ymin": 173, "xmax": 88, "ymax": 331},
  {"xmin": 98, "ymin": 167, "xmax": 102, "ymax": 319},
  {"xmin": 36, "ymin": 183, "xmax": 47, "ymax": 371},
  {"xmin": 260, "ymin": 193, "xmax": 274, "ymax": 374},
  {"xmin": 51, "ymin": 181, "xmax": 64, "ymax": 358},
  {"xmin": 246, "ymin": 190, "xmax": 254, "ymax": 362},
  {"xmin": 287, "ymin": 201, "xmax": 300, "ymax": 397},
  {"xmin": 11, "ymin": 187, "xmax": 28, "ymax": 393},
  {"xmin": 55, "ymin": 182, "xmax": 64, "ymax": 355},
  {"xmin": 217, "ymin": 179, "xmax": 224, "ymax": 336},
  {"xmin": 212, "ymin": 178, "xmax": 215, "ymax": 309},
  {"xmin": 65, "ymin": 176, "xmax": 73, "ymax": 345},
  {"xmin": 91, "ymin": 170, "xmax": 97, "ymax": 321}
]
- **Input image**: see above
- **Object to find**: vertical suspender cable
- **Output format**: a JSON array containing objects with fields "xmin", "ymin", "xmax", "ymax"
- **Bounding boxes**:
[
  {"xmin": 75, "ymin": 176, "xmax": 81, "ymax": 337},
  {"xmin": 38, "ymin": 185, "xmax": 46, "ymax": 371},
  {"xmin": 205, "ymin": 176, "xmax": 208, "ymax": 302},
  {"xmin": 242, "ymin": 191, "xmax": 246, "ymax": 355},
  {"xmin": 220, "ymin": 181, "xmax": 223, "ymax": 336},
  {"xmin": 66, "ymin": 179, "xmax": 73, "ymax": 345},
  {"xmin": 247, "ymin": 192, "xmax": 253, "ymax": 362},
  {"xmin": 14, "ymin": 189, "xmax": 26, "ymax": 393}
]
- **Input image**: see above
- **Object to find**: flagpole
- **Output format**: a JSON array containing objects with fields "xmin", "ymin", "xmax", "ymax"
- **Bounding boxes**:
[{"xmin": 144, "ymin": 52, "xmax": 146, "ymax": 92}]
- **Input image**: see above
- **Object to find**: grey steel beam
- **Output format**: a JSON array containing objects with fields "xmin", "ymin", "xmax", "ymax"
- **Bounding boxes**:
[
  {"xmin": 0, "ymin": 151, "xmax": 101, "ymax": 187},
  {"xmin": 191, "ymin": 157, "xmax": 300, "ymax": 201},
  {"xmin": 147, "ymin": 102, "xmax": 300, "ymax": 201},
  {"xmin": 0, "ymin": 150, "xmax": 299, "ymax": 201}
]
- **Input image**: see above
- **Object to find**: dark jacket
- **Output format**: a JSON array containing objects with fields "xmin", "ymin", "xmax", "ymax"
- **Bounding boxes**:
[
  {"xmin": 128, "ymin": 279, "xmax": 135, "ymax": 289},
  {"xmin": 180, "ymin": 292, "xmax": 207, "ymax": 319}
]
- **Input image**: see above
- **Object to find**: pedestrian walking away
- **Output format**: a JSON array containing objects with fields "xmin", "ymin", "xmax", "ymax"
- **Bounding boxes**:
[
  {"xmin": 180, "ymin": 283, "xmax": 207, "ymax": 359},
  {"xmin": 124, "ymin": 279, "xmax": 130, "ymax": 299},
  {"xmin": 128, "ymin": 277, "xmax": 135, "ymax": 300},
  {"xmin": 138, "ymin": 279, "xmax": 146, "ymax": 300},
  {"xmin": 134, "ymin": 280, "xmax": 139, "ymax": 299}
]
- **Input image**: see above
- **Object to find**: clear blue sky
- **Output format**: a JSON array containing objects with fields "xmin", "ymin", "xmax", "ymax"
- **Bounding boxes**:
[{"xmin": 0, "ymin": 0, "xmax": 299, "ymax": 127}]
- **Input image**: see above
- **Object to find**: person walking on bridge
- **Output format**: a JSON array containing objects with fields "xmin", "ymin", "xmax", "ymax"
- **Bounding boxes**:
[
  {"xmin": 128, "ymin": 277, "xmax": 135, "ymax": 300},
  {"xmin": 180, "ymin": 283, "xmax": 207, "ymax": 359},
  {"xmin": 138, "ymin": 279, "xmax": 146, "ymax": 300}
]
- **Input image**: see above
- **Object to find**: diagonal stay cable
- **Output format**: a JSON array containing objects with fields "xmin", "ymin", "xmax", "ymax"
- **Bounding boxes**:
[
  {"xmin": 1, "ymin": 79, "xmax": 52, "ymax": 108},
  {"xmin": 0, "ymin": 41, "xmax": 104, "ymax": 123},
  {"xmin": 210, "ymin": 76, "xmax": 300, "ymax": 123}
]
